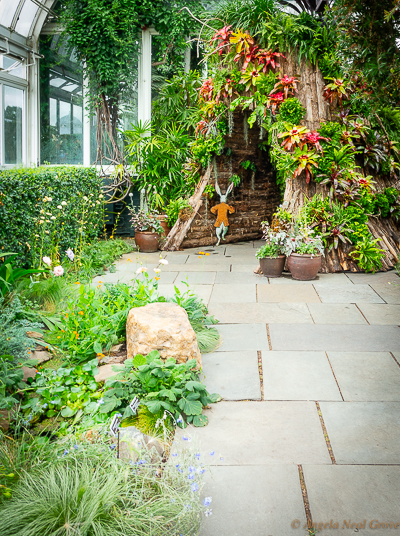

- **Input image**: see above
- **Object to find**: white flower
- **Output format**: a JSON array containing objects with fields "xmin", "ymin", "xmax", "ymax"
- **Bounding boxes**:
[
  {"xmin": 153, "ymin": 268, "xmax": 161, "ymax": 274},
  {"xmin": 57, "ymin": 205, "xmax": 62, "ymax": 209},
  {"xmin": 53, "ymin": 265, "xmax": 64, "ymax": 277},
  {"xmin": 51, "ymin": 216, "xmax": 56, "ymax": 220},
  {"xmin": 159, "ymin": 259, "xmax": 168, "ymax": 265},
  {"xmin": 61, "ymin": 201, "xmax": 67, "ymax": 206},
  {"xmin": 45, "ymin": 230, "xmax": 49, "ymax": 234},
  {"xmin": 42, "ymin": 256, "xmax": 51, "ymax": 266},
  {"xmin": 47, "ymin": 197, "xmax": 52, "ymax": 202},
  {"xmin": 46, "ymin": 212, "xmax": 52, "ymax": 216},
  {"xmin": 136, "ymin": 267, "xmax": 147, "ymax": 274},
  {"xmin": 83, "ymin": 196, "xmax": 88, "ymax": 201},
  {"xmin": 99, "ymin": 194, "xmax": 104, "ymax": 199},
  {"xmin": 65, "ymin": 248, "xmax": 75, "ymax": 261}
]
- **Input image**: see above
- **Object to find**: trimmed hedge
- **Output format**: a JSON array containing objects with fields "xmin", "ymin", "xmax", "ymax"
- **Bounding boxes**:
[{"xmin": 0, "ymin": 166, "xmax": 103, "ymax": 267}]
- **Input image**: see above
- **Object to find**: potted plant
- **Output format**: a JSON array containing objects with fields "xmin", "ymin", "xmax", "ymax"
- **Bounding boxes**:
[
  {"xmin": 256, "ymin": 224, "xmax": 287, "ymax": 277},
  {"xmin": 129, "ymin": 207, "xmax": 164, "ymax": 252},
  {"xmin": 285, "ymin": 225, "xmax": 325, "ymax": 280}
]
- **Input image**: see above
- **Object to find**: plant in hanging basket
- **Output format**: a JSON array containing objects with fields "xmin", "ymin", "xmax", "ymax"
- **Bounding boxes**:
[{"xmin": 255, "ymin": 223, "xmax": 287, "ymax": 277}]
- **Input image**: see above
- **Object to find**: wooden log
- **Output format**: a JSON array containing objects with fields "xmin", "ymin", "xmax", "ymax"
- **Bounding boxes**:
[{"xmin": 162, "ymin": 167, "xmax": 211, "ymax": 251}]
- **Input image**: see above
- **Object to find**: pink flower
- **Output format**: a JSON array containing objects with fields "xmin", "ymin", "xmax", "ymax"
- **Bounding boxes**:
[
  {"xmin": 42, "ymin": 256, "xmax": 51, "ymax": 266},
  {"xmin": 53, "ymin": 265, "xmax": 64, "ymax": 277}
]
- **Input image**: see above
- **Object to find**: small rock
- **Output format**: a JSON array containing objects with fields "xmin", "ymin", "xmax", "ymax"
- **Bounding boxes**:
[
  {"xmin": 30, "ymin": 350, "xmax": 52, "ymax": 364},
  {"xmin": 126, "ymin": 302, "xmax": 201, "ymax": 368},
  {"xmin": 23, "ymin": 367, "xmax": 37, "ymax": 381},
  {"xmin": 26, "ymin": 331, "xmax": 44, "ymax": 339},
  {"xmin": 99, "ymin": 354, "xmax": 126, "ymax": 365},
  {"xmin": 94, "ymin": 364, "xmax": 119, "ymax": 383},
  {"xmin": 110, "ymin": 343, "xmax": 124, "ymax": 355}
]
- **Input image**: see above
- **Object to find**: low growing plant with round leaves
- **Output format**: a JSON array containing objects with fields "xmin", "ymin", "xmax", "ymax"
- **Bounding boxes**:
[{"xmin": 102, "ymin": 351, "xmax": 221, "ymax": 427}]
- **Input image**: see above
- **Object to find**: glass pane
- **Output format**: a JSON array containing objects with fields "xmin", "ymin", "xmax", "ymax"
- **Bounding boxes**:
[
  {"xmin": 4, "ymin": 85, "xmax": 23, "ymax": 164},
  {"xmin": 0, "ymin": 0, "xmax": 19, "ymax": 28},
  {"xmin": 15, "ymin": 0, "xmax": 38, "ymax": 37},
  {"xmin": 2, "ymin": 56, "xmax": 26, "ymax": 79},
  {"xmin": 39, "ymin": 35, "xmax": 83, "ymax": 164}
]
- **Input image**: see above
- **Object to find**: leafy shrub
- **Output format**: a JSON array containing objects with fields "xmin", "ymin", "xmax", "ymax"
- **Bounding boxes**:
[
  {"xmin": 277, "ymin": 98, "xmax": 306, "ymax": 124},
  {"xmin": 350, "ymin": 236, "xmax": 385, "ymax": 272},
  {"xmin": 165, "ymin": 197, "xmax": 191, "ymax": 227},
  {"xmin": 103, "ymin": 351, "xmax": 220, "ymax": 427},
  {"xmin": 0, "ymin": 438, "xmax": 205, "ymax": 535},
  {"xmin": 0, "ymin": 167, "xmax": 103, "ymax": 267},
  {"xmin": 0, "ymin": 356, "xmax": 25, "ymax": 411}
]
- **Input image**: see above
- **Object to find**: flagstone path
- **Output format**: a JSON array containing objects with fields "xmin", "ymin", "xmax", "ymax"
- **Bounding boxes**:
[{"xmin": 94, "ymin": 242, "xmax": 400, "ymax": 536}]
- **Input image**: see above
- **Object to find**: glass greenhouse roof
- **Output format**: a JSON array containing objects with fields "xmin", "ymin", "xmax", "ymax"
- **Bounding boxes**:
[{"xmin": 0, "ymin": 0, "xmax": 56, "ymax": 38}]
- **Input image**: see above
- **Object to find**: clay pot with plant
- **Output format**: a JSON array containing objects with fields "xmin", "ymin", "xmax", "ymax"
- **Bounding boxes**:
[
  {"xmin": 256, "ymin": 223, "xmax": 287, "ymax": 278},
  {"xmin": 129, "ymin": 207, "xmax": 164, "ymax": 252},
  {"xmin": 285, "ymin": 225, "xmax": 324, "ymax": 280}
]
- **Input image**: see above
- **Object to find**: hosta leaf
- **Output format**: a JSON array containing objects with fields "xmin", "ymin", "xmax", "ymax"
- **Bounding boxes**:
[
  {"xmin": 193, "ymin": 414, "xmax": 208, "ymax": 427},
  {"xmin": 177, "ymin": 397, "xmax": 203, "ymax": 416}
]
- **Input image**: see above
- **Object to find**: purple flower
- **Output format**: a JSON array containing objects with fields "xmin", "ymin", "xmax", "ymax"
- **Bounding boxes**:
[
  {"xmin": 176, "ymin": 416, "xmax": 183, "ymax": 424},
  {"xmin": 189, "ymin": 465, "xmax": 196, "ymax": 473},
  {"xmin": 191, "ymin": 482, "xmax": 199, "ymax": 492},
  {"xmin": 188, "ymin": 473, "xmax": 195, "ymax": 480},
  {"xmin": 209, "ymin": 451, "xmax": 215, "ymax": 456},
  {"xmin": 182, "ymin": 436, "xmax": 191, "ymax": 442},
  {"xmin": 205, "ymin": 508, "xmax": 213, "ymax": 517},
  {"xmin": 195, "ymin": 453, "xmax": 201, "ymax": 460},
  {"xmin": 73, "ymin": 444, "xmax": 79, "ymax": 450},
  {"xmin": 62, "ymin": 449, "xmax": 69, "ymax": 456},
  {"xmin": 172, "ymin": 453, "xmax": 178, "ymax": 457},
  {"xmin": 65, "ymin": 248, "xmax": 75, "ymax": 261},
  {"xmin": 203, "ymin": 497, "xmax": 212, "ymax": 507},
  {"xmin": 110, "ymin": 445, "xmax": 116, "ymax": 450}
]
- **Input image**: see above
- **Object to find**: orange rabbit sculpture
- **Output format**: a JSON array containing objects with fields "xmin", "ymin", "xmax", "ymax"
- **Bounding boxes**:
[{"xmin": 211, "ymin": 180, "xmax": 235, "ymax": 246}]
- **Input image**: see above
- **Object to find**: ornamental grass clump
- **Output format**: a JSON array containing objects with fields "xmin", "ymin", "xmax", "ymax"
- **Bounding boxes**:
[{"xmin": 0, "ymin": 437, "xmax": 206, "ymax": 536}]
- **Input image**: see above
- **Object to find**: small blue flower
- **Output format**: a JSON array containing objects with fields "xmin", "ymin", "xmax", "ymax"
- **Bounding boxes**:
[
  {"xmin": 110, "ymin": 445, "xmax": 116, "ymax": 450},
  {"xmin": 203, "ymin": 497, "xmax": 212, "ymax": 507},
  {"xmin": 209, "ymin": 451, "xmax": 215, "ymax": 456},
  {"xmin": 62, "ymin": 449, "xmax": 69, "ymax": 456},
  {"xmin": 220, "ymin": 457, "xmax": 224, "ymax": 461},
  {"xmin": 197, "ymin": 467, "xmax": 206, "ymax": 475},
  {"xmin": 182, "ymin": 436, "xmax": 189, "ymax": 441},
  {"xmin": 188, "ymin": 465, "xmax": 196, "ymax": 473},
  {"xmin": 188, "ymin": 473, "xmax": 195, "ymax": 480},
  {"xmin": 184, "ymin": 504, "xmax": 192, "ymax": 511},
  {"xmin": 205, "ymin": 508, "xmax": 212, "ymax": 517},
  {"xmin": 50, "ymin": 400, "xmax": 56, "ymax": 404},
  {"xmin": 195, "ymin": 453, "xmax": 201, "ymax": 460},
  {"xmin": 191, "ymin": 482, "xmax": 199, "ymax": 492},
  {"xmin": 116, "ymin": 413, "xmax": 122, "ymax": 418},
  {"xmin": 73, "ymin": 444, "xmax": 79, "ymax": 450},
  {"xmin": 176, "ymin": 416, "xmax": 183, "ymax": 424},
  {"xmin": 42, "ymin": 403, "xmax": 48, "ymax": 409},
  {"xmin": 97, "ymin": 398, "xmax": 105, "ymax": 405},
  {"xmin": 172, "ymin": 453, "xmax": 178, "ymax": 457}
]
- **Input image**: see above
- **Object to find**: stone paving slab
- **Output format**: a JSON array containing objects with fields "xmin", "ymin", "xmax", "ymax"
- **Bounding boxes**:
[
  {"xmin": 356, "ymin": 303, "xmax": 400, "ymax": 325},
  {"xmin": 222, "ymin": 255, "xmax": 259, "ymax": 264},
  {"xmin": 209, "ymin": 284, "xmax": 257, "ymax": 304},
  {"xmin": 269, "ymin": 273, "xmax": 353, "ymax": 285},
  {"xmin": 163, "ymin": 263, "xmax": 230, "ymax": 272},
  {"xmin": 318, "ymin": 401, "xmax": 400, "ymax": 464},
  {"xmin": 163, "ymin": 254, "xmax": 189, "ymax": 264},
  {"xmin": 346, "ymin": 270, "xmax": 400, "ymax": 285},
  {"xmin": 313, "ymin": 284, "xmax": 385, "ymax": 304},
  {"xmin": 176, "ymin": 271, "xmax": 217, "ymax": 285},
  {"xmin": 257, "ymin": 284, "xmax": 321, "ymax": 303},
  {"xmin": 214, "ymin": 323, "xmax": 269, "ymax": 352},
  {"xmin": 201, "ymin": 351, "xmax": 261, "ymax": 400},
  {"xmin": 269, "ymin": 324, "xmax": 400, "ymax": 351},
  {"xmin": 214, "ymin": 271, "xmax": 271, "ymax": 284},
  {"xmin": 231, "ymin": 263, "xmax": 260, "ymax": 272},
  {"xmin": 151, "ymin": 271, "xmax": 179, "ymax": 284},
  {"xmin": 199, "ymin": 465, "xmax": 306, "ymax": 536},
  {"xmin": 326, "ymin": 352, "xmax": 400, "ymax": 401},
  {"xmin": 176, "ymin": 401, "xmax": 331, "ymax": 465},
  {"xmin": 185, "ymin": 255, "xmax": 233, "ymax": 266},
  {"xmin": 368, "ymin": 283, "xmax": 400, "ymax": 304},
  {"xmin": 307, "ymin": 303, "xmax": 367, "ymax": 324},
  {"xmin": 208, "ymin": 303, "xmax": 313, "ymax": 324},
  {"xmin": 262, "ymin": 351, "xmax": 341, "ymax": 401},
  {"xmin": 303, "ymin": 465, "xmax": 400, "ymax": 536},
  {"xmin": 156, "ymin": 283, "xmax": 213, "ymax": 304}
]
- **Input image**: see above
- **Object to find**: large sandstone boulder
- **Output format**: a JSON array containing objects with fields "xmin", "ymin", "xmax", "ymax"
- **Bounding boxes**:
[{"xmin": 126, "ymin": 302, "xmax": 201, "ymax": 368}]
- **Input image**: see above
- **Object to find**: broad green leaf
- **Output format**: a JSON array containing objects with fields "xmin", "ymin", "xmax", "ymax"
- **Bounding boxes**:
[
  {"xmin": 133, "ymin": 354, "xmax": 146, "ymax": 368},
  {"xmin": 146, "ymin": 350, "xmax": 160, "ymax": 363},
  {"xmin": 185, "ymin": 381, "xmax": 206, "ymax": 392},
  {"xmin": 177, "ymin": 397, "xmax": 203, "ymax": 416},
  {"xmin": 208, "ymin": 393, "xmax": 222, "ymax": 403},
  {"xmin": 93, "ymin": 341, "xmax": 102, "ymax": 354},
  {"xmin": 186, "ymin": 392, "xmax": 200, "ymax": 401},
  {"xmin": 146, "ymin": 399, "xmax": 162, "ymax": 414},
  {"xmin": 61, "ymin": 406, "xmax": 76, "ymax": 418},
  {"xmin": 159, "ymin": 389, "xmax": 176, "ymax": 401},
  {"xmin": 99, "ymin": 399, "xmax": 117, "ymax": 413},
  {"xmin": 84, "ymin": 402, "xmax": 98, "ymax": 414},
  {"xmin": 193, "ymin": 414, "xmax": 208, "ymax": 427}
]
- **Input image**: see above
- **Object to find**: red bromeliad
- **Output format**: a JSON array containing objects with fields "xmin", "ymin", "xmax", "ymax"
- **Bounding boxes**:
[
  {"xmin": 278, "ymin": 126, "xmax": 310, "ymax": 151},
  {"xmin": 230, "ymin": 29, "xmax": 255, "ymax": 61},
  {"xmin": 210, "ymin": 25, "xmax": 232, "ymax": 55},
  {"xmin": 293, "ymin": 147, "xmax": 319, "ymax": 183},
  {"xmin": 195, "ymin": 120, "xmax": 210, "ymax": 138},
  {"xmin": 305, "ymin": 130, "xmax": 330, "ymax": 153},
  {"xmin": 266, "ymin": 91, "xmax": 285, "ymax": 115},
  {"xmin": 322, "ymin": 78, "xmax": 349, "ymax": 106},
  {"xmin": 257, "ymin": 49, "xmax": 286, "ymax": 73},
  {"xmin": 241, "ymin": 45, "xmax": 259, "ymax": 71},
  {"xmin": 199, "ymin": 78, "xmax": 214, "ymax": 102},
  {"xmin": 272, "ymin": 75, "xmax": 299, "ymax": 99}
]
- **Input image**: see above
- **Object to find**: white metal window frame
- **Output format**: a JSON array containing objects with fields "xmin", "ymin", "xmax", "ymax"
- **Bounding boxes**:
[{"xmin": 0, "ymin": 73, "xmax": 27, "ymax": 168}]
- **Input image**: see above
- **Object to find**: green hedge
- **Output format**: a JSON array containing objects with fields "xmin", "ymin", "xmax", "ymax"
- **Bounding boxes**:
[{"xmin": 0, "ymin": 166, "xmax": 103, "ymax": 267}]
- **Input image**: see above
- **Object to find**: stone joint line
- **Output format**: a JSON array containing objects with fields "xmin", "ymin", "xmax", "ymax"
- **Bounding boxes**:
[
  {"xmin": 298, "ymin": 464, "xmax": 313, "ymax": 531},
  {"xmin": 315, "ymin": 401, "xmax": 336, "ymax": 464}
]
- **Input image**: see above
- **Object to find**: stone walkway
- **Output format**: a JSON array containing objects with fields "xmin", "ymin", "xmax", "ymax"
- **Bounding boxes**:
[{"xmin": 94, "ymin": 242, "xmax": 400, "ymax": 536}]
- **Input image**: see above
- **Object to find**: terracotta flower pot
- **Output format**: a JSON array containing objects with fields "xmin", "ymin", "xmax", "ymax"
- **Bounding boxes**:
[
  {"xmin": 287, "ymin": 253, "xmax": 322, "ymax": 281},
  {"xmin": 259, "ymin": 255, "xmax": 286, "ymax": 278},
  {"xmin": 156, "ymin": 214, "xmax": 170, "ymax": 236},
  {"xmin": 134, "ymin": 231, "xmax": 159, "ymax": 252}
]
